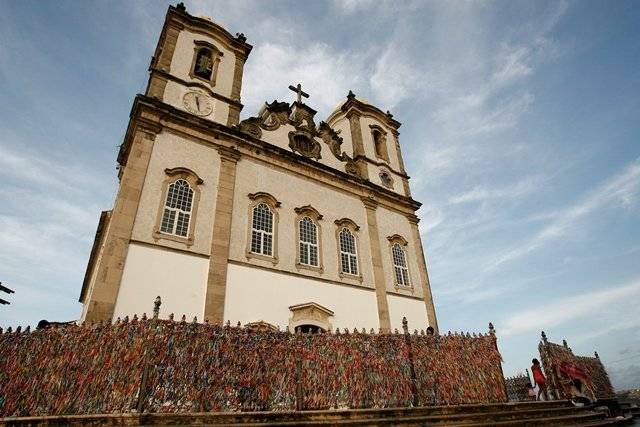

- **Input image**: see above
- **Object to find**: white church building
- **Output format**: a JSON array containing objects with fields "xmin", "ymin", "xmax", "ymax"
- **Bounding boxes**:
[{"xmin": 79, "ymin": 3, "xmax": 438, "ymax": 333}]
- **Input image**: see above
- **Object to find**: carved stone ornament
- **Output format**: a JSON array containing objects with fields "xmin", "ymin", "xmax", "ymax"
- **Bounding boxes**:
[
  {"xmin": 238, "ymin": 117, "xmax": 262, "ymax": 139},
  {"xmin": 344, "ymin": 157, "xmax": 360, "ymax": 177},
  {"xmin": 288, "ymin": 131, "xmax": 321, "ymax": 160},
  {"xmin": 318, "ymin": 121, "xmax": 344, "ymax": 160},
  {"xmin": 289, "ymin": 103, "xmax": 317, "ymax": 133},
  {"xmin": 379, "ymin": 170, "xmax": 394, "ymax": 189}
]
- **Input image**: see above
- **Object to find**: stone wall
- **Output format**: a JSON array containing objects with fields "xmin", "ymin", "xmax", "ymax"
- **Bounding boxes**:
[{"xmin": 0, "ymin": 319, "xmax": 506, "ymax": 417}]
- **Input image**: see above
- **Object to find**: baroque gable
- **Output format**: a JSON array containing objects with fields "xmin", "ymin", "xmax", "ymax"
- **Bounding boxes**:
[{"xmin": 237, "ymin": 99, "xmax": 362, "ymax": 177}]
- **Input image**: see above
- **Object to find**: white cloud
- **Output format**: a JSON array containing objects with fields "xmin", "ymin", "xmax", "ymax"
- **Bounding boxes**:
[
  {"xmin": 448, "ymin": 175, "xmax": 542, "ymax": 204},
  {"xmin": 501, "ymin": 278, "xmax": 640, "ymax": 337},
  {"xmin": 488, "ymin": 158, "xmax": 640, "ymax": 270}
]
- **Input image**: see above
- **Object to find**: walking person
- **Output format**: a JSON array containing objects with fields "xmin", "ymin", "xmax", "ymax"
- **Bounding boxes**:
[{"xmin": 531, "ymin": 359, "xmax": 548, "ymax": 401}]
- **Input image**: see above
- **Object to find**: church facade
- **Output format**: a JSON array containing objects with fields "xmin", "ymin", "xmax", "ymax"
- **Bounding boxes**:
[{"xmin": 79, "ymin": 3, "xmax": 438, "ymax": 333}]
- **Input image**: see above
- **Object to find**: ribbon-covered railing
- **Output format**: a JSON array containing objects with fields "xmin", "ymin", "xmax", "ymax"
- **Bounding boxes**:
[{"xmin": 0, "ymin": 318, "xmax": 506, "ymax": 417}]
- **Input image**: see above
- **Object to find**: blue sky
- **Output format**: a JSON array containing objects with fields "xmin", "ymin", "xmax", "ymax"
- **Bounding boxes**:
[{"xmin": 0, "ymin": 0, "xmax": 638, "ymax": 390}]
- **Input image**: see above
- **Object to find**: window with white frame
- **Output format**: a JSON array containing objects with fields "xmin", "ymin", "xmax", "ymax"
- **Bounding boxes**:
[
  {"xmin": 339, "ymin": 228, "xmax": 358, "ymax": 275},
  {"xmin": 299, "ymin": 216, "xmax": 319, "ymax": 267},
  {"xmin": 251, "ymin": 203, "xmax": 273, "ymax": 256},
  {"xmin": 160, "ymin": 179, "xmax": 193, "ymax": 237},
  {"xmin": 392, "ymin": 243, "xmax": 410, "ymax": 286}
]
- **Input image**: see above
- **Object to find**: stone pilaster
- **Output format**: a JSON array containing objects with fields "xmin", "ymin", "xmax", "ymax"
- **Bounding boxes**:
[
  {"xmin": 84, "ymin": 124, "xmax": 158, "ymax": 323},
  {"xmin": 407, "ymin": 213, "xmax": 438, "ymax": 332},
  {"xmin": 204, "ymin": 146, "xmax": 241, "ymax": 324},
  {"xmin": 146, "ymin": 21, "xmax": 183, "ymax": 101},
  {"xmin": 362, "ymin": 196, "xmax": 391, "ymax": 332},
  {"xmin": 347, "ymin": 112, "xmax": 369, "ymax": 179},
  {"xmin": 227, "ymin": 55, "xmax": 246, "ymax": 126}
]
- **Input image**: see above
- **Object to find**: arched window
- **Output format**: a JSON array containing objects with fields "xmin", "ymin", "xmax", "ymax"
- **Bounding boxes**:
[
  {"xmin": 190, "ymin": 41, "xmax": 223, "ymax": 85},
  {"xmin": 193, "ymin": 48, "xmax": 213, "ymax": 80},
  {"xmin": 251, "ymin": 203, "xmax": 273, "ymax": 256},
  {"xmin": 299, "ymin": 216, "xmax": 319, "ymax": 267},
  {"xmin": 392, "ymin": 243, "xmax": 410, "ymax": 286},
  {"xmin": 339, "ymin": 228, "xmax": 358, "ymax": 275},
  {"xmin": 160, "ymin": 179, "xmax": 193, "ymax": 237},
  {"xmin": 370, "ymin": 125, "xmax": 389, "ymax": 161}
]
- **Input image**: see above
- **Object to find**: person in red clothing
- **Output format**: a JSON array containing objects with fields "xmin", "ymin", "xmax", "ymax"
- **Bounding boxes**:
[{"xmin": 531, "ymin": 358, "xmax": 548, "ymax": 400}]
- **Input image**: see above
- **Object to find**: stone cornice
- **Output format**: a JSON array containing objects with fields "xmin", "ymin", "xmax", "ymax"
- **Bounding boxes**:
[{"xmin": 122, "ymin": 95, "xmax": 423, "ymax": 213}]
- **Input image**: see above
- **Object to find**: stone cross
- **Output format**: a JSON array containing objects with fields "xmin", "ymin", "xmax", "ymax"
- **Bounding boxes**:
[{"xmin": 288, "ymin": 83, "xmax": 309, "ymax": 104}]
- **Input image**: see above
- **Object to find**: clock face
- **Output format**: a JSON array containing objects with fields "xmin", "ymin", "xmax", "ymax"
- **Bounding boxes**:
[{"xmin": 183, "ymin": 91, "xmax": 213, "ymax": 117}]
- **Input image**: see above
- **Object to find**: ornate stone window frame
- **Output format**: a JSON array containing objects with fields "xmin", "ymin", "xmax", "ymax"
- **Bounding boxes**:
[
  {"xmin": 370, "ymin": 124, "xmax": 389, "ymax": 162},
  {"xmin": 334, "ymin": 218, "xmax": 363, "ymax": 283},
  {"xmin": 289, "ymin": 302, "xmax": 334, "ymax": 332},
  {"xmin": 189, "ymin": 40, "xmax": 224, "ymax": 86},
  {"xmin": 153, "ymin": 167, "xmax": 204, "ymax": 246},
  {"xmin": 294, "ymin": 205, "xmax": 324, "ymax": 273},
  {"xmin": 387, "ymin": 234, "xmax": 414, "ymax": 292},
  {"xmin": 246, "ymin": 192, "xmax": 281, "ymax": 265}
]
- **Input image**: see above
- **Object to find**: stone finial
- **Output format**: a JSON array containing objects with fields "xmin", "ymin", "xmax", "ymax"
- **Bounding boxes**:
[
  {"xmin": 594, "ymin": 351, "xmax": 600, "ymax": 359},
  {"xmin": 169, "ymin": 313, "xmax": 174, "ymax": 321},
  {"xmin": 488, "ymin": 322, "xmax": 495, "ymax": 335},
  {"xmin": 285, "ymin": 325, "xmax": 290, "ymax": 333},
  {"xmin": 176, "ymin": 2, "xmax": 186, "ymax": 12},
  {"xmin": 370, "ymin": 328, "xmax": 375, "ymax": 334},
  {"xmin": 180, "ymin": 314, "xmax": 186, "ymax": 323},
  {"xmin": 541, "ymin": 331, "xmax": 548, "ymax": 342},
  {"xmin": 153, "ymin": 296, "xmax": 161, "ymax": 319},
  {"xmin": 116, "ymin": 317, "xmax": 121, "ymax": 324},
  {"xmin": 237, "ymin": 321, "xmax": 242, "ymax": 327},
  {"xmin": 123, "ymin": 316, "xmax": 129, "ymax": 323},
  {"xmin": 235, "ymin": 33, "xmax": 247, "ymax": 43},
  {"xmin": 24, "ymin": 325, "xmax": 30, "ymax": 333},
  {"xmin": 0, "ymin": 327, "xmax": 3, "ymax": 334},
  {"xmin": 347, "ymin": 90, "xmax": 356, "ymax": 100},
  {"xmin": 132, "ymin": 314, "xmax": 138, "ymax": 322},
  {"xmin": 6, "ymin": 326, "xmax": 12, "ymax": 333},
  {"xmin": 362, "ymin": 328, "xmax": 366, "ymax": 334},
  {"xmin": 353, "ymin": 327, "xmax": 359, "ymax": 334},
  {"xmin": 386, "ymin": 110, "xmax": 394, "ymax": 119},
  {"xmin": 141, "ymin": 313, "xmax": 147, "ymax": 321},
  {"xmin": 394, "ymin": 328, "xmax": 399, "ymax": 334},
  {"xmin": 16, "ymin": 326, "xmax": 21, "ymax": 333},
  {"xmin": 402, "ymin": 316, "xmax": 409, "ymax": 334},
  {"xmin": 192, "ymin": 316, "xmax": 198, "ymax": 324}
]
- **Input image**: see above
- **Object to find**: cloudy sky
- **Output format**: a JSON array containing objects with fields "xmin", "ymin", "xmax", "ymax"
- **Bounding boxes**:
[{"xmin": 1, "ymin": 0, "xmax": 638, "ymax": 389}]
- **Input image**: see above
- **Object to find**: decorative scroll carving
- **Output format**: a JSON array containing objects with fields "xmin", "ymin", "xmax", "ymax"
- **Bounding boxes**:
[
  {"xmin": 238, "ymin": 117, "xmax": 262, "ymax": 139},
  {"xmin": 318, "ymin": 121, "xmax": 344, "ymax": 160}
]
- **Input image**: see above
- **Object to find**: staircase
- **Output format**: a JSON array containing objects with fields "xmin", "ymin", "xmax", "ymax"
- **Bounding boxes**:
[{"xmin": 0, "ymin": 400, "xmax": 632, "ymax": 426}]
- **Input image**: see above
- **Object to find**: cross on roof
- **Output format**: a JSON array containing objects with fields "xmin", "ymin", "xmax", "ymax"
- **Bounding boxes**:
[{"xmin": 288, "ymin": 83, "xmax": 309, "ymax": 104}]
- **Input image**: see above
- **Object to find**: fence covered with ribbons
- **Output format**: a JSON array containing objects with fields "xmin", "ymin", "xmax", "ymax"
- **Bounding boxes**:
[
  {"xmin": 0, "ymin": 318, "xmax": 507, "ymax": 417},
  {"xmin": 538, "ymin": 332, "xmax": 615, "ymax": 400}
]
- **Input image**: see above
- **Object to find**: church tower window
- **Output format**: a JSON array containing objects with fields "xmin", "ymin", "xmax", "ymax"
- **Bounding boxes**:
[
  {"xmin": 154, "ymin": 168, "xmax": 203, "ymax": 246},
  {"xmin": 370, "ymin": 125, "xmax": 389, "ymax": 162},
  {"xmin": 246, "ymin": 192, "xmax": 281, "ymax": 263},
  {"xmin": 189, "ymin": 41, "xmax": 223, "ymax": 85},
  {"xmin": 339, "ymin": 228, "xmax": 358, "ymax": 275},
  {"xmin": 251, "ymin": 203, "xmax": 273, "ymax": 256}
]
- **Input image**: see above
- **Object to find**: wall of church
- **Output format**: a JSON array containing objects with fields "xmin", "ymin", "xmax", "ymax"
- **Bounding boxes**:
[
  {"xmin": 224, "ymin": 263, "xmax": 380, "ymax": 330},
  {"xmin": 130, "ymin": 131, "xmax": 220, "ymax": 256},
  {"xmin": 375, "ymin": 206, "xmax": 424, "ymax": 299},
  {"xmin": 228, "ymin": 156, "xmax": 376, "ymax": 290},
  {"xmin": 330, "ymin": 116, "xmax": 355, "ymax": 158},
  {"xmin": 387, "ymin": 293, "xmax": 430, "ymax": 331},
  {"xmin": 113, "ymin": 243, "xmax": 208, "ymax": 320}
]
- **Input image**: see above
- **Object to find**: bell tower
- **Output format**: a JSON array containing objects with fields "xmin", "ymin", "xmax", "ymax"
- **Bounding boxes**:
[{"xmin": 145, "ymin": 3, "xmax": 252, "ymax": 126}]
